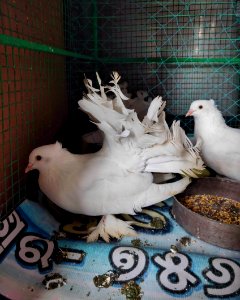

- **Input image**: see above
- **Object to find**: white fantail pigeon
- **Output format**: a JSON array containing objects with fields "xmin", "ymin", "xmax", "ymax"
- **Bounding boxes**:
[
  {"xmin": 186, "ymin": 99, "xmax": 240, "ymax": 181},
  {"xmin": 26, "ymin": 72, "xmax": 206, "ymax": 242}
]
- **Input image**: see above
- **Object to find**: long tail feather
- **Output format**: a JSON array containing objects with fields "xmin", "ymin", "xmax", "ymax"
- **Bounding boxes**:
[{"xmin": 79, "ymin": 72, "xmax": 207, "ymax": 179}]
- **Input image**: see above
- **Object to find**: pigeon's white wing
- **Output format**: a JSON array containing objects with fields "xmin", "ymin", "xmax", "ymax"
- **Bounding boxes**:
[
  {"xmin": 203, "ymin": 149, "xmax": 240, "ymax": 180},
  {"xmin": 74, "ymin": 171, "xmax": 190, "ymax": 216}
]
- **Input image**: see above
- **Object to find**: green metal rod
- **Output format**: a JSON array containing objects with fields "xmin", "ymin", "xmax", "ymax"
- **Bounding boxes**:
[
  {"xmin": 77, "ymin": 1, "xmax": 233, "ymax": 4},
  {"xmin": 0, "ymin": 34, "xmax": 95, "ymax": 60},
  {"xmin": 79, "ymin": 13, "xmax": 236, "ymax": 19},
  {"xmin": 1, "ymin": 34, "xmax": 239, "ymax": 65},
  {"xmin": 99, "ymin": 57, "xmax": 240, "ymax": 64}
]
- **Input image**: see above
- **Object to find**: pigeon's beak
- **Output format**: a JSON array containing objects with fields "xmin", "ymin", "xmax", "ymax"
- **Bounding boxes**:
[
  {"xmin": 186, "ymin": 109, "xmax": 194, "ymax": 117},
  {"xmin": 25, "ymin": 163, "xmax": 33, "ymax": 173}
]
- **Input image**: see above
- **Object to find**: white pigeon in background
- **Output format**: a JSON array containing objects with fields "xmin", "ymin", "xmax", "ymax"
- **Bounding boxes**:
[
  {"xmin": 119, "ymin": 81, "xmax": 132, "ymax": 99},
  {"xmin": 186, "ymin": 99, "xmax": 240, "ymax": 181},
  {"xmin": 124, "ymin": 90, "xmax": 150, "ymax": 120},
  {"xmin": 26, "ymin": 72, "xmax": 206, "ymax": 242}
]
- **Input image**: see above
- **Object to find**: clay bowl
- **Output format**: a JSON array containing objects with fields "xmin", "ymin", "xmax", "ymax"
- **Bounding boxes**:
[{"xmin": 172, "ymin": 177, "xmax": 240, "ymax": 250}]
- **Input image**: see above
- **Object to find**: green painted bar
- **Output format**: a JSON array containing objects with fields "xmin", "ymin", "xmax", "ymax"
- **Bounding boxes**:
[
  {"xmin": 77, "ymin": 13, "xmax": 236, "ymax": 19},
  {"xmin": 1, "ymin": 34, "xmax": 239, "ymax": 65},
  {"xmin": 70, "ymin": 1, "xmax": 233, "ymax": 4},
  {"xmin": 0, "ymin": 34, "xmax": 95, "ymax": 60},
  {"xmin": 99, "ymin": 57, "xmax": 240, "ymax": 64}
]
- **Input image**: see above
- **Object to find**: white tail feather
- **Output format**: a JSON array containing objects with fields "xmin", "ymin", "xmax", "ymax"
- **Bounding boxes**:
[{"xmin": 79, "ymin": 72, "xmax": 206, "ymax": 179}]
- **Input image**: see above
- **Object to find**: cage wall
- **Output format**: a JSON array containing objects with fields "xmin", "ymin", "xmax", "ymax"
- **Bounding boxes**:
[
  {"xmin": 0, "ymin": 0, "xmax": 240, "ymax": 219},
  {"xmin": 0, "ymin": 0, "xmax": 69, "ymax": 218},
  {"xmin": 98, "ymin": 1, "xmax": 240, "ymax": 131},
  {"xmin": 70, "ymin": 0, "xmax": 240, "ymax": 130}
]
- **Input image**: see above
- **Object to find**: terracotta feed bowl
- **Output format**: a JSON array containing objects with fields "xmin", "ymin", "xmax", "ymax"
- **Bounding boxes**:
[{"xmin": 173, "ymin": 177, "xmax": 240, "ymax": 250}]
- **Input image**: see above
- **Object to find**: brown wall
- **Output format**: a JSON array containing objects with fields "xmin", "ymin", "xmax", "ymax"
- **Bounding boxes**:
[{"xmin": 0, "ymin": 0, "xmax": 68, "ymax": 217}]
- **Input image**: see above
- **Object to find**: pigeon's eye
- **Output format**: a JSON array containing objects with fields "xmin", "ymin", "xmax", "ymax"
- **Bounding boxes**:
[
  {"xmin": 36, "ymin": 155, "xmax": 42, "ymax": 161},
  {"xmin": 199, "ymin": 105, "xmax": 203, "ymax": 109}
]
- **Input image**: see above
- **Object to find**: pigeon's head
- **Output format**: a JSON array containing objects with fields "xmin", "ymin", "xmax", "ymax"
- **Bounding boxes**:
[
  {"xmin": 25, "ymin": 141, "xmax": 63, "ymax": 173},
  {"xmin": 186, "ymin": 99, "xmax": 216, "ymax": 117}
]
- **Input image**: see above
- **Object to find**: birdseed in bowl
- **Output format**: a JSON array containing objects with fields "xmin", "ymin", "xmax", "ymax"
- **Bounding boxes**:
[{"xmin": 179, "ymin": 194, "xmax": 240, "ymax": 225}]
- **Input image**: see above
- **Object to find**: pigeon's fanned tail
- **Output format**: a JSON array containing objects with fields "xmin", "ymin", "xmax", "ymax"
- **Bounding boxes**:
[{"xmin": 79, "ymin": 72, "xmax": 206, "ymax": 180}]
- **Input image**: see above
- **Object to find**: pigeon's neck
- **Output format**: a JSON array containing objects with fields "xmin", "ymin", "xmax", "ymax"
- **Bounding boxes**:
[
  {"xmin": 194, "ymin": 109, "xmax": 226, "ymax": 141},
  {"xmin": 194, "ymin": 109, "xmax": 225, "ymax": 128}
]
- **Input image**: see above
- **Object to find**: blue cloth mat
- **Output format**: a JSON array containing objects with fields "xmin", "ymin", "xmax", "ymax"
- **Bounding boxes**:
[{"xmin": 0, "ymin": 198, "xmax": 239, "ymax": 300}]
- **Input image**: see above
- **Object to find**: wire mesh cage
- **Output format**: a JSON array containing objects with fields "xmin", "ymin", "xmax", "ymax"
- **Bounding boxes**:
[{"xmin": 0, "ymin": 0, "xmax": 239, "ymax": 219}]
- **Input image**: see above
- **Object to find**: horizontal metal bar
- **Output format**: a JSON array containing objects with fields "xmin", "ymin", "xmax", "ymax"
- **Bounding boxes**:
[
  {"xmin": 99, "ymin": 57, "xmax": 240, "ymax": 64},
  {"xmin": 79, "ymin": 13, "xmax": 236, "ymax": 19},
  {"xmin": 1, "ymin": 35, "xmax": 239, "ymax": 65},
  {"xmin": 0, "ymin": 34, "xmax": 95, "ymax": 60},
  {"xmin": 146, "ymin": 38, "xmax": 240, "ymax": 42},
  {"xmin": 107, "ymin": 25, "xmax": 237, "ymax": 30},
  {"xmin": 75, "ymin": 1, "xmax": 234, "ymax": 4}
]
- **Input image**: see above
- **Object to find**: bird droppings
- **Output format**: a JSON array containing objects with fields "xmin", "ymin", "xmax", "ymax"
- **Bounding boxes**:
[
  {"xmin": 180, "ymin": 194, "xmax": 240, "ymax": 225},
  {"xmin": 180, "ymin": 236, "xmax": 191, "ymax": 247},
  {"xmin": 54, "ymin": 248, "xmax": 68, "ymax": 263},
  {"xmin": 86, "ymin": 291, "xmax": 91, "ymax": 297},
  {"xmin": 93, "ymin": 270, "xmax": 119, "ymax": 288},
  {"xmin": 54, "ymin": 247, "xmax": 86, "ymax": 264},
  {"xmin": 150, "ymin": 217, "xmax": 164, "ymax": 229},
  {"xmin": 144, "ymin": 240, "xmax": 152, "ymax": 247},
  {"xmin": 42, "ymin": 273, "xmax": 67, "ymax": 290},
  {"xmin": 170, "ymin": 245, "xmax": 178, "ymax": 254},
  {"xmin": 131, "ymin": 238, "xmax": 143, "ymax": 248},
  {"xmin": 27, "ymin": 286, "xmax": 34, "ymax": 292},
  {"xmin": 131, "ymin": 239, "xmax": 152, "ymax": 248},
  {"xmin": 121, "ymin": 280, "xmax": 143, "ymax": 300},
  {"xmin": 52, "ymin": 230, "xmax": 67, "ymax": 240}
]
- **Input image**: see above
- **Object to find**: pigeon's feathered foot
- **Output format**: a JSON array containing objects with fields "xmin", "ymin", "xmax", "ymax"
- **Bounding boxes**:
[{"xmin": 87, "ymin": 215, "xmax": 137, "ymax": 243}]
